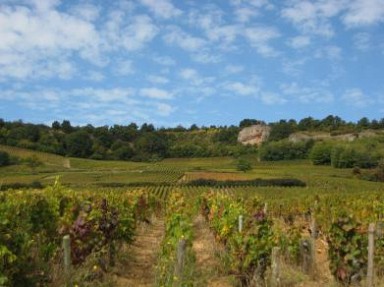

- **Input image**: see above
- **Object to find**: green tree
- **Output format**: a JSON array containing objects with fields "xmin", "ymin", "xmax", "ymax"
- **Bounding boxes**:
[
  {"xmin": 259, "ymin": 140, "xmax": 313, "ymax": 161},
  {"xmin": 298, "ymin": 117, "xmax": 320, "ymax": 131},
  {"xmin": 309, "ymin": 142, "xmax": 333, "ymax": 165},
  {"xmin": 140, "ymin": 123, "xmax": 155, "ymax": 133},
  {"xmin": 237, "ymin": 158, "xmax": 252, "ymax": 172},
  {"xmin": 51, "ymin": 121, "xmax": 61, "ymax": 130},
  {"xmin": 61, "ymin": 120, "xmax": 74, "ymax": 134},
  {"xmin": 239, "ymin": 119, "xmax": 264, "ymax": 128},
  {"xmin": 135, "ymin": 132, "xmax": 169, "ymax": 158},
  {"xmin": 357, "ymin": 117, "xmax": 370, "ymax": 130},
  {"xmin": 113, "ymin": 146, "xmax": 135, "ymax": 160},
  {"xmin": 189, "ymin": 124, "xmax": 199, "ymax": 131},
  {"xmin": 320, "ymin": 115, "xmax": 344, "ymax": 131},
  {"xmin": 269, "ymin": 120, "xmax": 296, "ymax": 141},
  {"xmin": 214, "ymin": 126, "xmax": 240, "ymax": 144},
  {"xmin": 0, "ymin": 151, "xmax": 10, "ymax": 166},
  {"xmin": 24, "ymin": 155, "xmax": 42, "ymax": 169},
  {"xmin": 65, "ymin": 130, "xmax": 93, "ymax": 158}
]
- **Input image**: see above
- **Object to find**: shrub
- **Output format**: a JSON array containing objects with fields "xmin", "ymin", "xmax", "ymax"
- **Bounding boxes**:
[
  {"xmin": 0, "ymin": 151, "xmax": 10, "ymax": 166},
  {"xmin": 23, "ymin": 155, "xmax": 42, "ymax": 169},
  {"xmin": 237, "ymin": 158, "xmax": 252, "ymax": 172},
  {"xmin": 259, "ymin": 140, "xmax": 313, "ymax": 161},
  {"xmin": 331, "ymin": 145, "xmax": 379, "ymax": 168},
  {"xmin": 309, "ymin": 142, "xmax": 332, "ymax": 165}
]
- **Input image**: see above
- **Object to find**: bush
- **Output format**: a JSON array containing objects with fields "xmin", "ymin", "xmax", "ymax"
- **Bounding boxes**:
[
  {"xmin": 237, "ymin": 158, "xmax": 252, "ymax": 172},
  {"xmin": 259, "ymin": 140, "xmax": 313, "ymax": 161},
  {"xmin": 309, "ymin": 142, "xmax": 332, "ymax": 165},
  {"xmin": 113, "ymin": 146, "xmax": 134, "ymax": 160},
  {"xmin": 0, "ymin": 151, "xmax": 10, "ymax": 166},
  {"xmin": 331, "ymin": 145, "xmax": 379, "ymax": 168},
  {"xmin": 23, "ymin": 155, "xmax": 42, "ymax": 169}
]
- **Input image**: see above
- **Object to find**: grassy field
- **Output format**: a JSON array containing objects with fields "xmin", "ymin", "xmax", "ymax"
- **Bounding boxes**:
[{"xmin": 1, "ymin": 144, "xmax": 382, "ymax": 194}]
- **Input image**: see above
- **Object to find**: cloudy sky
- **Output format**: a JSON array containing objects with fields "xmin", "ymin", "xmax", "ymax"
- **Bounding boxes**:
[{"xmin": 1, "ymin": 0, "xmax": 384, "ymax": 127}]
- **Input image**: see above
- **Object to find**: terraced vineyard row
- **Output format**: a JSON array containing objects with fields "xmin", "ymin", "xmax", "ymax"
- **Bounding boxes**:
[{"xmin": 3, "ymin": 179, "xmax": 384, "ymax": 286}]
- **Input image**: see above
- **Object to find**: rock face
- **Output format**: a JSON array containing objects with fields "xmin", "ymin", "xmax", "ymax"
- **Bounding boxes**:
[
  {"xmin": 288, "ymin": 131, "xmax": 377, "ymax": 143},
  {"xmin": 238, "ymin": 124, "xmax": 271, "ymax": 146}
]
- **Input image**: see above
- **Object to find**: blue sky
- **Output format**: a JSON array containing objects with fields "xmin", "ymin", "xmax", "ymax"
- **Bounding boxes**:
[{"xmin": 0, "ymin": 0, "xmax": 384, "ymax": 127}]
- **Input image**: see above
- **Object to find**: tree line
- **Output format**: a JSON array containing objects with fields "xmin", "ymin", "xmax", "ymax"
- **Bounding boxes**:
[{"xmin": 0, "ymin": 115, "xmax": 383, "ymax": 162}]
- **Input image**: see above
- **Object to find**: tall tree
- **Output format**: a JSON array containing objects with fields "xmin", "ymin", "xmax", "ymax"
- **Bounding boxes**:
[{"xmin": 65, "ymin": 130, "xmax": 93, "ymax": 158}]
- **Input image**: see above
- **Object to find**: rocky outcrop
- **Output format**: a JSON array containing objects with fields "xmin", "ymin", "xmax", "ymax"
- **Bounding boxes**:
[
  {"xmin": 238, "ymin": 124, "xmax": 271, "ymax": 146},
  {"xmin": 289, "ymin": 130, "xmax": 377, "ymax": 143}
]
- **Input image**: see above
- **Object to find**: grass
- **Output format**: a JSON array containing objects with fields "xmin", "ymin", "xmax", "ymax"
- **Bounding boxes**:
[
  {"xmin": 0, "ymin": 144, "xmax": 67, "ymax": 167},
  {"xmin": 1, "ymin": 145, "xmax": 383, "ymax": 193}
]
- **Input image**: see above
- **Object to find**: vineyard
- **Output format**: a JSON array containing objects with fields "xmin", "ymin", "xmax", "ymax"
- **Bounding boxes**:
[{"xmin": 1, "ymin": 148, "xmax": 384, "ymax": 286}]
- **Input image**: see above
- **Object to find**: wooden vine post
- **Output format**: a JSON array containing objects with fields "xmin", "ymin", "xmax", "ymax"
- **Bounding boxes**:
[
  {"xmin": 300, "ymin": 200, "xmax": 318, "ymax": 275},
  {"xmin": 263, "ymin": 203, "xmax": 268, "ymax": 215},
  {"xmin": 367, "ymin": 223, "xmax": 375, "ymax": 287},
  {"xmin": 173, "ymin": 239, "xmax": 186, "ymax": 287},
  {"xmin": 238, "ymin": 215, "xmax": 243, "ymax": 233},
  {"xmin": 310, "ymin": 200, "xmax": 318, "ymax": 274},
  {"xmin": 62, "ymin": 235, "xmax": 72, "ymax": 287},
  {"xmin": 271, "ymin": 247, "xmax": 281, "ymax": 287}
]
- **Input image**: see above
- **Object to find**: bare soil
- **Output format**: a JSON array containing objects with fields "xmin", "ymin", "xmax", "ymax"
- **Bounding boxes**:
[
  {"xmin": 192, "ymin": 214, "xmax": 234, "ymax": 287},
  {"xmin": 114, "ymin": 216, "xmax": 164, "ymax": 287}
]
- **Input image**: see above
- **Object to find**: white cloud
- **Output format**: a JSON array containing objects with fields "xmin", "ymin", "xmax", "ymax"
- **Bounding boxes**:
[
  {"xmin": 281, "ymin": 82, "xmax": 334, "ymax": 103},
  {"xmin": 153, "ymin": 55, "xmax": 176, "ymax": 66},
  {"xmin": 116, "ymin": 60, "xmax": 134, "ymax": 75},
  {"xmin": 288, "ymin": 35, "xmax": 311, "ymax": 49},
  {"xmin": 343, "ymin": 0, "xmax": 384, "ymax": 27},
  {"xmin": 85, "ymin": 71, "xmax": 105, "ymax": 82},
  {"xmin": 207, "ymin": 25, "xmax": 239, "ymax": 46},
  {"xmin": 180, "ymin": 69, "xmax": 198, "ymax": 80},
  {"xmin": 282, "ymin": 58, "xmax": 307, "ymax": 77},
  {"xmin": 281, "ymin": 0, "xmax": 346, "ymax": 37},
  {"xmin": 230, "ymin": 0, "xmax": 273, "ymax": 9},
  {"xmin": 225, "ymin": 65, "xmax": 244, "ymax": 74},
  {"xmin": 188, "ymin": 8, "xmax": 224, "ymax": 31},
  {"xmin": 342, "ymin": 88, "xmax": 374, "ymax": 107},
  {"xmin": 260, "ymin": 92, "xmax": 287, "ymax": 105},
  {"xmin": 0, "ymin": 3, "xmax": 159, "ymax": 81},
  {"xmin": 192, "ymin": 52, "xmax": 222, "ymax": 64},
  {"xmin": 70, "ymin": 3, "xmax": 100, "ymax": 21},
  {"xmin": 44, "ymin": 60, "xmax": 76, "ymax": 80},
  {"xmin": 30, "ymin": 0, "xmax": 61, "ymax": 12},
  {"xmin": 282, "ymin": 0, "xmax": 384, "ymax": 33},
  {"xmin": 156, "ymin": 103, "xmax": 175, "ymax": 116},
  {"xmin": 0, "ymin": 89, "xmax": 61, "ymax": 110},
  {"xmin": 164, "ymin": 27, "xmax": 206, "ymax": 52},
  {"xmin": 315, "ymin": 45, "xmax": 342, "ymax": 60},
  {"xmin": 72, "ymin": 87, "xmax": 135, "ymax": 103},
  {"xmin": 178, "ymin": 69, "xmax": 216, "ymax": 89},
  {"xmin": 0, "ymin": 3, "xmax": 101, "ymax": 80},
  {"xmin": 353, "ymin": 33, "xmax": 371, "ymax": 51},
  {"xmin": 140, "ymin": 0, "xmax": 182, "ymax": 19},
  {"xmin": 187, "ymin": 9, "xmax": 239, "ymax": 50},
  {"xmin": 0, "ymin": 6, "xmax": 99, "ymax": 52},
  {"xmin": 244, "ymin": 26, "xmax": 280, "ymax": 57},
  {"xmin": 224, "ymin": 81, "xmax": 259, "ymax": 96},
  {"xmin": 147, "ymin": 75, "xmax": 169, "ymax": 84},
  {"xmin": 121, "ymin": 15, "xmax": 158, "ymax": 51},
  {"xmin": 140, "ymin": 88, "xmax": 173, "ymax": 100},
  {"xmin": 235, "ymin": 7, "xmax": 258, "ymax": 22}
]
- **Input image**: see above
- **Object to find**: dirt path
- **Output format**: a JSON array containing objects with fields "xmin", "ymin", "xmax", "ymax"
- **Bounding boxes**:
[
  {"xmin": 115, "ymin": 216, "xmax": 164, "ymax": 287},
  {"xmin": 192, "ymin": 214, "xmax": 233, "ymax": 287}
]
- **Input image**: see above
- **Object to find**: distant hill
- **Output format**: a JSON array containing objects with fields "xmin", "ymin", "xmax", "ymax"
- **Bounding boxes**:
[
  {"xmin": 0, "ymin": 144, "xmax": 70, "ymax": 168},
  {"xmin": 0, "ymin": 116, "xmax": 384, "ymax": 162},
  {"xmin": 288, "ymin": 130, "xmax": 383, "ymax": 143}
]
